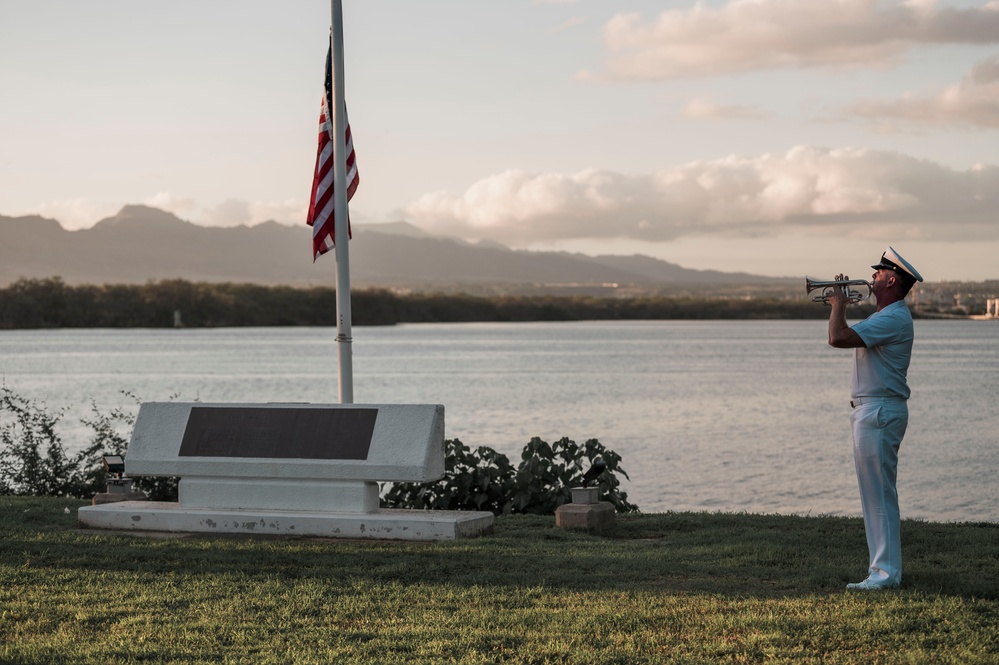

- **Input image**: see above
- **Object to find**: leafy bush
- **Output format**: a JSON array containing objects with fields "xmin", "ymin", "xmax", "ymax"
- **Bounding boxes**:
[
  {"xmin": 78, "ymin": 392, "xmax": 179, "ymax": 501},
  {"xmin": 0, "ymin": 386, "xmax": 108, "ymax": 497},
  {"xmin": 2, "ymin": 386, "xmax": 634, "ymax": 512},
  {"xmin": 130, "ymin": 474, "xmax": 180, "ymax": 502},
  {"xmin": 511, "ymin": 437, "xmax": 635, "ymax": 514},
  {"xmin": 0, "ymin": 387, "xmax": 178, "ymax": 500},
  {"xmin": 382, "ymin": 436, "xmax": 638, "ymax": 515},
  {"xmin": 380, "ymin": 438, "xmax": 516, "ymax": 514}
]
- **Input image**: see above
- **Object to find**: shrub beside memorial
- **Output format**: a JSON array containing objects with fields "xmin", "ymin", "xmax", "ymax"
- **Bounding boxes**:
[
  {"xmin": 381, "ymin": 436, "xmax": 637, "ymax": 515},
  {"xmin": 0, "ymin": 386, "xmax": 178, "ymax": 500},
  {"xmin": 0, "ymin": 387, "xmax": 637, "ymax": 514}
]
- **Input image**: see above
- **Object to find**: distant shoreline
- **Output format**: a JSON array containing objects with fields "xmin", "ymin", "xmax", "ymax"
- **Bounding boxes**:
[
  {"xmin": 0, "ymin": 277, "xmax": 852, "ymax": 328},
  {"xmin": 914, "ymin": 311, "xmax": 998, "ymax": 321},
  {"xmin": 2, "ymin": 276, "xmax": 994, "ymax": 329}
]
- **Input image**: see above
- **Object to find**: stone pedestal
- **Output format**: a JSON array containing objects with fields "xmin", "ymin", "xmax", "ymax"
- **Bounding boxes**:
[
  {"xmin": 571, "ymin": 487, "xmax": 599, "ymax": 505},
  {"xmin": 555, "ymin": 485, "xmax": 616, "ymax": 530},
  {"xmin": 555, "ymin": 501, "xmax": 615, "ymax": 530},
  {"xmin": 92, "ymin": 478, "xmax": 147, "ymax": 505}
]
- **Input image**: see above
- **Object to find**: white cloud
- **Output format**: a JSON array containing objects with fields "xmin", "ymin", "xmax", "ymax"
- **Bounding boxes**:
[
  {"xmin": 19, "ymin": 199, "xmax": 121, "ymax": 231},
  {"xmin": 144, "ymin": 192, "xmax": 198, "ymax": 216},
  {"xmin": 202, "ymin": 198, "xmax": 309, "ymax": 227},
  {"xmin": 11, "ymin": 194, "xmax": 308, "ymax": 230},
  {"xmin": 584, "ymin": 0, "xmax": 999, "ymax": 80},
  {"xmin": 549, "ymin": 16, "xmax": 587, "ymax": 33},
  {"xmin": 202, "ymin": 199, "xmax": 252, "ymax": 227},
  {"xmin": 842, "ymin": 55, "xmax": 999, "ymax": 129},
  {"xmin": 247, "ymin": 200, "xmax": 310, "ymax": 227},
  {"xmin": 403, "ymin": 146, "xmax": 999, "ymax": 245},
  {"xmin": 684, "ymin": 97, "xmax": 769, "ymax": 120}
]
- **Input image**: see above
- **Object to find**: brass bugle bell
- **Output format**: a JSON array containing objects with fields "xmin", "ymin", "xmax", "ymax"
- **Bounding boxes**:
[{"xmin": 805, "ymin": 277, "xmax": 872, "ymax": 304}]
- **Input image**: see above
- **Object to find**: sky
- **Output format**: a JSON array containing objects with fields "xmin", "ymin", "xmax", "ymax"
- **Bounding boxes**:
[{"xmin": 2, "ymin": 0, "xmax": 998, "ymax": 281}]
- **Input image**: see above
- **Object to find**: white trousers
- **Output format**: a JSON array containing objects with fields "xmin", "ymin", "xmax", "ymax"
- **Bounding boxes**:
[{"xmin": 851, "ymin": 399, "xmax": 908, "ymax": 586}]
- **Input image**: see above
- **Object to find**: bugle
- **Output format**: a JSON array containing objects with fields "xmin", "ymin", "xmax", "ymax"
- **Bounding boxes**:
[{"xmin": 805, "ymin": 277, "xmax": 872, "ymax": 305}]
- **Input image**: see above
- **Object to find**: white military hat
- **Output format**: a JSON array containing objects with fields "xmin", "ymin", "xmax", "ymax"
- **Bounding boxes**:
[{"xmin": 872, "ymin": 246, "xmax": 923, "ymax": 282}]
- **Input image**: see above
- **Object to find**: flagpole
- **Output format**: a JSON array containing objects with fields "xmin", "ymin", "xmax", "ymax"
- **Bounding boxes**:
[{"xmin": 330, "ymin": 0, "xmax": 353, "ymax": 404}]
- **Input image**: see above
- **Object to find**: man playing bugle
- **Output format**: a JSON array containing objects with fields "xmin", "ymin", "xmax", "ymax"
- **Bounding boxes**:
[{"xmin": 826, "ymin": 246, "xmax": 923, "ymax": 591}]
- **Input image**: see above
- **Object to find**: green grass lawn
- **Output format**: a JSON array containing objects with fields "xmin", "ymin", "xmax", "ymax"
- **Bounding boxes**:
[{"xmin": 2, "ymin": 497, "xmax": 996, "ymax": 664}]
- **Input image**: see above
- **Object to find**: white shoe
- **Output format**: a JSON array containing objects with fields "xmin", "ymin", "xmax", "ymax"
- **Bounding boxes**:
[{"xmin": 846, "ymin": 577, "xmax": 899, "ymax": 591}]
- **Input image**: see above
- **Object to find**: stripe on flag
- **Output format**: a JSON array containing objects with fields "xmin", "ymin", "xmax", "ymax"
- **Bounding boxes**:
[{"xmin": 307, "ymin": 46, "xmax": 358, "ymax": 261}]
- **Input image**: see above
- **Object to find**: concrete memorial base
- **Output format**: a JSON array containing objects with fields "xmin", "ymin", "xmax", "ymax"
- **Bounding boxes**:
[
  {"xmin": 77, "ymin": 402, "xmax": 494, "ymax": 541},
  {"xmin": 79, "ymin": 501, "xmax": 493, "ymax": 541}
]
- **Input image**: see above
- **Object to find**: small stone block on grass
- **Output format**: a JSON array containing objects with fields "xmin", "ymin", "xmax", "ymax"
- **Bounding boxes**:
[{"xmin": 555, "ymin": 501, "xmax": 615, "ymax": 530}]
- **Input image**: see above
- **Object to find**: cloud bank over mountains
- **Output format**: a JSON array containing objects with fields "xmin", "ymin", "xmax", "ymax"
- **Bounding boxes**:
[
  {"xmin": 588, "ymin": 0, "xmax": 999, "ymax": 80},
  {"xmin": 405, "ymin": 146, "xmax": 998, "ymax": 245},
  {"xmin": 8, "ymin": 0, "xmax": 997, "ymax": 262},
  {"xmin": 30, "ymin": 194, "xmax": 314, "ymax": 234},
  {"xmin": 30, "ymin": 145, "xmax": 997, "ymax": 249},
  {"xmin": 842, "ymin": 55, "xmax": 999, "ymax": 129}
]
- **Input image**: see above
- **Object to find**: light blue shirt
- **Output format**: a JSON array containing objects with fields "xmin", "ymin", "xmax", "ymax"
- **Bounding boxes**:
[{"xmin": 850, "ymin": 300, "xmax": 914, "ymax": 400}]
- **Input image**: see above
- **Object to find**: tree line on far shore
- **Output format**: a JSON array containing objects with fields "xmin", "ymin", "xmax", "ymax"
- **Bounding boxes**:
[{"xmin": 0, "ymin": 277, "xmax": 858, "ymax": 329}]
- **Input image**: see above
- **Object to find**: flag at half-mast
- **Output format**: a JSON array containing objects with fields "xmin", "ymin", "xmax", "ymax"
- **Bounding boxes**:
[{"xmin": 307, "ymin": 45, "xmax": 358, "ymax": 261}]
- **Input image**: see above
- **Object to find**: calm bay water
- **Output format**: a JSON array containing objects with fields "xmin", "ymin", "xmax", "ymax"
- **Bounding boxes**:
[{"xmin": 1, "ymin": 320, "xmax": 996, "ymax": 522}]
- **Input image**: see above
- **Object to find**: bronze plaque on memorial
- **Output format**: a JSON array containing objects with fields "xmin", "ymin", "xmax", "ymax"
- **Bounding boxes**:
[{"xmin": 178, "ymin": 407, "xmax": 377, "ymax": 460}]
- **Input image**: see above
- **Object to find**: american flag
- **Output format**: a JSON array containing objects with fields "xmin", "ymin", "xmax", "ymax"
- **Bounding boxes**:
[{"xmin": 307, "ymin": 46, "xmax": 358, "ymax": 261}]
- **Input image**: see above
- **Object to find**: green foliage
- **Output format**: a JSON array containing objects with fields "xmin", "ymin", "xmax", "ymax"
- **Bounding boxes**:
[
  {"xmin": 381, "ymin": 439, "xmax": 516, "ymax": 514},
  {"xmin": 512, "ymin": 436, "xmax": 635, "ymax": 514},
  {"xmin": 382, "ymin": 436, "xmax": 638, "ymax": 515},
  {"xmin": 1, "ymin": 387, "xmax": 633, "ymax": 510},
  {"xmin": 0, "ymin": 386, "xmax": 106, "ymax": 497},
  {"xmin": 77, "ymin": 391, "xmax": 179, "ymax": 501},
  {"xmin": 0, "ymin": 387, "xmax": 178, "ymax": 500}
]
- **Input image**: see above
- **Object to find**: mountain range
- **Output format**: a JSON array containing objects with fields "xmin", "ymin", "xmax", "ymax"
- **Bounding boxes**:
[{"xmin": 0, "ymin": 205, "xmax": 790, "ymax": 293}]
